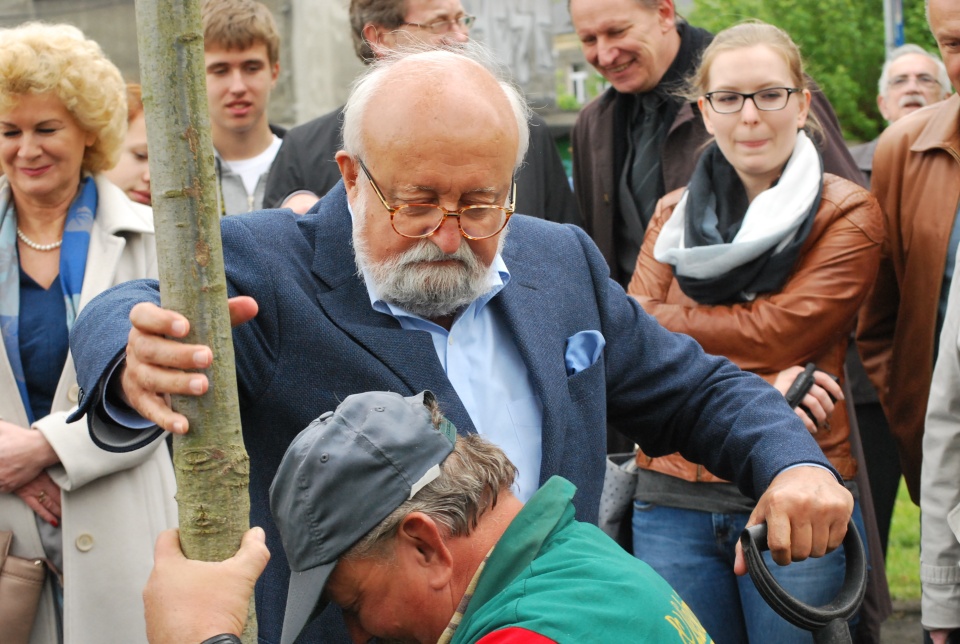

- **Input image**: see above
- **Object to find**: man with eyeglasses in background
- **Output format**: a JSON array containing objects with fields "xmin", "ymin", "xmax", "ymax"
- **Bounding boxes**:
[
  {"xmin": 858, "ymin": 2, "xmax": 960, "ymax": 640},
  {"xmin": 70, "ymin": 44, "xmax": 853, "ymax": 644},
  {"xmin": 263, "ymin": 0, "xmax": 580, "ymax": 227},
  {"xmin": 843, "ymin": 43, "xmax": 949, "ymax": 585},
  {"xmin": 850, "ymin": 44, "xmax": 951, "ymax": 186}
]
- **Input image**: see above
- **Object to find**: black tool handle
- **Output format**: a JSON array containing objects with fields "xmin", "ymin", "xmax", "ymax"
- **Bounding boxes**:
[
  {"xmin": 784, "ymin": 362, "xmax": 817, "ymax": 408},
  {"xmin": 741, "ymin": 520, "xmax": 866, "ymax": 635}
]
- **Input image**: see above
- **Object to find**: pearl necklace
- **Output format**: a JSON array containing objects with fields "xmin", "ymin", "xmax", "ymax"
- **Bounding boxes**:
[{"xmin": 16, "ymin": 227, "xmax": 62, "ymax": 252}]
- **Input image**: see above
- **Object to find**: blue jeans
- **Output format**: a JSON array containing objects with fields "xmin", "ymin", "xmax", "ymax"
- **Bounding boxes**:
[{"xmin": 632, "ymin": 500, "xmax": 866, "ymax": 644}]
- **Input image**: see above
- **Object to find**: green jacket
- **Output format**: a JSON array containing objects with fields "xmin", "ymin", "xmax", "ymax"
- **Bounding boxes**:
[{"xmin": 452, "ymin": 477, "xmax": 712, "ymax": 643}]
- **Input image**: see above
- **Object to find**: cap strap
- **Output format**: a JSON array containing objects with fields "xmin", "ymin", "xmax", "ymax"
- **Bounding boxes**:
[{"xmin": 410, "ymin": 463, "xmax": 441, "ymax": 499}]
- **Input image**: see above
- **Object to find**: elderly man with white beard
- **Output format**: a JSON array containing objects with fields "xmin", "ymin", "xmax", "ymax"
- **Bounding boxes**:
[
  {"xmin": 844, "ymin": 43, "xmax": 951, "ymax": 570},
  {"xmin": 849, "ymin": 43, "xmax": 951, "ymax": 186},
  {"xmin": 69, "ymin": 43, "xmax": 853, "ymax": 644}
]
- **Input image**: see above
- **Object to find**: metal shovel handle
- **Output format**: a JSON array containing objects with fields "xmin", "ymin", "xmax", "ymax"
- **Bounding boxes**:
[{"xmin": 740, "ymin": 520, "xmax": 867, "ymax": 633}]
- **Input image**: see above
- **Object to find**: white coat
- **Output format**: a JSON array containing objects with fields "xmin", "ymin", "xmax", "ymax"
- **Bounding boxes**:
[
  {"xmin": 0, "ymin": 175, "xmax": 177, "ymax": 644},
  {"xmin": 921, "ymin": 248, "xmax": 960, "ymax": 631}
]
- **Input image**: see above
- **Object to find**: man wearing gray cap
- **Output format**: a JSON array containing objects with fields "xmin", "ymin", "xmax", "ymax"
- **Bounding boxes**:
[{"xmin": 143, "ymin": 390, "xmax": 711, "ymax": 644}]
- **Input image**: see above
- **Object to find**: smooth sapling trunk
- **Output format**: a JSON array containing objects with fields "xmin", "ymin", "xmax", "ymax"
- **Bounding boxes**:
[{"xmin": 135, "ymin": 0, "xmax": 257, "ymax": 640}]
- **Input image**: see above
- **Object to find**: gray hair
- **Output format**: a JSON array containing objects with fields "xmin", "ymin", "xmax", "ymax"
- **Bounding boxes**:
[
  {"xmin": 340, "ymin": 41, "xmax": 531, "ymax": 171},
  {"xmin": 878, "ymin": 43, "xmax": 951, "ymax": 98},
  {"xmin": 568, "ymin": 0, "xmax": 659, "ymax": 10},
  {"xmin": 344, "ymin": 432, "xmax": 518, "ymax": 561}
]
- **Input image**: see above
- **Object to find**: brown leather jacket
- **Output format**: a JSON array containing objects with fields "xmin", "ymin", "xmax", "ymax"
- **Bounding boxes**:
[
  {"xmin": 857, "ymin": 94, "xmax": 960, "ymax": 503},
  {"xmin": 628, "ymin": 174, "xmax": 884, "ymax": 482}
]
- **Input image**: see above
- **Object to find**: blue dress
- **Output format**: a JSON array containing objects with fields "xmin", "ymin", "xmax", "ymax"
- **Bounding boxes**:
[{"xmin": 19, "ymin": 269, "xmax": 69, "ymax": 420}]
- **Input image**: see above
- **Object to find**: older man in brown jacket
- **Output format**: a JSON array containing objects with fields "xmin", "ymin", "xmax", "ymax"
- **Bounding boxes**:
[{"xmin": 857, "ymin": 0, "xmax": 960, "ymax": 511}]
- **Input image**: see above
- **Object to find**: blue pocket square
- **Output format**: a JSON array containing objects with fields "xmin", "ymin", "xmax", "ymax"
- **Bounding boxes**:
[{"xmin": 565, "ymin": 330, "xmax": 606, "ymax": 375}]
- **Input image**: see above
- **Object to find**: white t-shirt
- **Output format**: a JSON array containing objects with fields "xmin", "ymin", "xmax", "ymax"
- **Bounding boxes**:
[{"xmin": 221, "ymin": 135, "xmax": 282, "ymax": 196}]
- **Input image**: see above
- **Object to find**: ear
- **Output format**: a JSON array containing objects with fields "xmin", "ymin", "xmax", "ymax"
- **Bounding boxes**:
[
  {"xmin": 796, "ymin": 88, "xmax": 811, "ymax": 130},
  {"xmin": 362, "ymin": 22, "xmax": 393, "ymax": 58},
  {"xmin": 270, "ymin": 61, "xmax": 280, "ymax": 86},
  {"xmin": 396, "ymin": 513, "xmax": 454, "ymax": 591},
  {"xmin": 336, "ymin": 150, "xmax": 360, "ymax": 194},
  {"xmin": 658, "ymin": 0, "xmax": 677, "ymax": 32},
  {"xmin": 698, "ymin": 96, "xmax": 715, "ymax": 136},
  {"xmin": 877, "ymin": 93, "xmax": 891, "ymax": 121}
]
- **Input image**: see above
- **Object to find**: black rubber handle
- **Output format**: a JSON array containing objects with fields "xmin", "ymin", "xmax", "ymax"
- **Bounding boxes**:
[
  {"xmin": 740, "ymin": 519, "xmax": 866, "ymax": 633},
  {"xmin": 784, "ymin": 362, "xmax": 817, "ymax": 408}
]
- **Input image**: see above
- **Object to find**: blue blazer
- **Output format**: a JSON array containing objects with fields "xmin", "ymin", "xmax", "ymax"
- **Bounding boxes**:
[{"xmin": 70, "ymin": 183, "xmax": 833, "ymax": 643}]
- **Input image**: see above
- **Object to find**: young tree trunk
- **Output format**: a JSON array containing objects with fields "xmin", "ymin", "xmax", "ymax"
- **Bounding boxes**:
[{"xmin": 135, "ymin": 1, "xmax": 257, "ymax": 640}]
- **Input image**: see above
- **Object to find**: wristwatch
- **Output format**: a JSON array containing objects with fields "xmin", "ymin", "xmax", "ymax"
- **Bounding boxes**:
[{"xmin": 200, "ymin": 635, "xmax": 242, "ymax": 644}]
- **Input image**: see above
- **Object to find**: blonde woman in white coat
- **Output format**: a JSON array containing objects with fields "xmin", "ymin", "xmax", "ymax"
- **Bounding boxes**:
[{"xmin": 0, "ymin": 24, "xmax": 176, "ymax": 643}]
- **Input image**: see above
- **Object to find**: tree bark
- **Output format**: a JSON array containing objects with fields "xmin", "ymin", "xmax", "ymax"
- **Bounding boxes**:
[{"xmin": 135, "ymin": 0, "xmax": 257, "ymax": 640}]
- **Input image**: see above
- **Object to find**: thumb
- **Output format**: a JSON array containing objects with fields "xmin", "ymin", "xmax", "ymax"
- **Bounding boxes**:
[
  {"xmin": 734, "ymin": 506, "xmax": 765, "ymax": 577},
  {"xmin": 153, "ymin": 529, "xmax": 186, "ymax": 566},
  {"xmin": 734, "ymin": 541, "xmax": 747, "ymax": 576},
  {"xmin": 228, "ymin": 296, "xmax": 259, "ymax": 328},
  {"xmin": 233, "ymin": 526, "xmax": 270, "ymax": 581}
]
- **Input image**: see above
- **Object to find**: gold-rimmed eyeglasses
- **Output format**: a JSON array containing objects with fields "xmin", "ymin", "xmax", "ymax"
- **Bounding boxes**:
[
  {"xmin": 357, "ymin": 158, "xmax": 515, "ymax": 240},
  {"xmin": 401, "ymin": 14, "xmax": 476, "ymax": 34}
]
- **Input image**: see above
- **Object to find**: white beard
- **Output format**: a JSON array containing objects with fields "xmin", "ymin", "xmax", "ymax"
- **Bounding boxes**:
[{"xmin": 351, "ymin": 189, "xmax": 503, "ymax": 320}]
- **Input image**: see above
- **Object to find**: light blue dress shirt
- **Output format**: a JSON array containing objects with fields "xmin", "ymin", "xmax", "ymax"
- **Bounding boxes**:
[{"xmin": 361, "ymin": 254, "xmax": 543, "ymax": 501}]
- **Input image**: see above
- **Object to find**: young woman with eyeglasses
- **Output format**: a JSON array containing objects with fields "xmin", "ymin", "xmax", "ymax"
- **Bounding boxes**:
[{"xmin": 626, "ymin": 21, "xmax": 883, "ymax": 643}]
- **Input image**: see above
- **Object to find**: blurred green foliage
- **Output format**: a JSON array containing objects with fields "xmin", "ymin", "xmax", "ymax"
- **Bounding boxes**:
[
  {"xmin": 557, "ymin": 92, "xmax": 582, "ymax": 111},
  {"xmin": 687, "ymin": 0, "xmax": 938, "ymax": 142},
  {"xmin": 887, "ymin": 478, "xmax": 920, "ymax": 601}
]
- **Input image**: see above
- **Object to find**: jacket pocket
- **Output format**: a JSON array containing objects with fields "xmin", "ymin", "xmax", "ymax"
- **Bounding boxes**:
[{"xmin": 567, "ymin": 355, "xmax": 604, "ymax": 403}]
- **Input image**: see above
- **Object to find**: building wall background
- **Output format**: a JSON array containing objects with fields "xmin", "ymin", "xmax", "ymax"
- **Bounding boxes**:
[
  {"xmin": 0, "ymin": 0, "xmax": 364, "ymax": 127},
  {"xmin": 0, "ymin": 0, "xmax": 692, "ymax": 132}
]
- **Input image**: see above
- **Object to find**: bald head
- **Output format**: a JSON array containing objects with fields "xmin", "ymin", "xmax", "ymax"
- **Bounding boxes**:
[
  {"xmin": 369, "ymin": 57, "xmax": 519, "ymax": 169},
  {"xmin": 341, "ymin": 44, "xmax": 530, "ymax": 170}
]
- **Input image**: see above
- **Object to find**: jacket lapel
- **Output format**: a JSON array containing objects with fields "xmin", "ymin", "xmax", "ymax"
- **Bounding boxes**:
[
  {"xmin": 78, "ymin": 192, "xmax": 126, "ymax": 309},
  {"xmin": 0, "ymin": 332, "xmax": 30, "ymax": 427},
  {"xmin": 57, "ymin": 176, "xmax": 143, "ymax": 408},
  {"xmin": 309, "ymin": 184, "xmax": 475, "ymax": 432},
  {"xmin": 912, "ymin": 93, "xmax": 960, "ymax": 154},
  {"xmin": 497, "ymin": 226, "xmax": 567, "ymax": 482},
  {"xmin": 78, "ymin": 175, "xmax": 153, "ymax": 308}
]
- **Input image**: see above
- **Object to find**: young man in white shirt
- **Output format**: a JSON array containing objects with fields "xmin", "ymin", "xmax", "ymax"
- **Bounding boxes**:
[{"xmin": 202, "ymin": 0, "xmax": 284, "ymax": 215}]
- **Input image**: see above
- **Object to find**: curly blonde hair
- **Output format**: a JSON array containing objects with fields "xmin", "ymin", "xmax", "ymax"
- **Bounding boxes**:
[{"xmin": 0, "ymin": 22, "xmax": 127, "ymax": 173}]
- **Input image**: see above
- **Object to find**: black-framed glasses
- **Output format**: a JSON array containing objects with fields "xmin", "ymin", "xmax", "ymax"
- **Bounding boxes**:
[
  {"xmin": 703, "ymin": 87, "xmax": 803, "ymax": 114},
  {"xmin": 401, "ymin": 14, "xmax": 476, "ymax": 34},
  {"xmin": 357, "ymin": 158, "xmax": 515, "ymax": 240}
]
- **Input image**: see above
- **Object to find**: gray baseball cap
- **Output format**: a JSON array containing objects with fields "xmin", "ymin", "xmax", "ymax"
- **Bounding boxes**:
[{"xmin": 269, "ymin": 390, "xmax": 457, "ymax": 644}]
